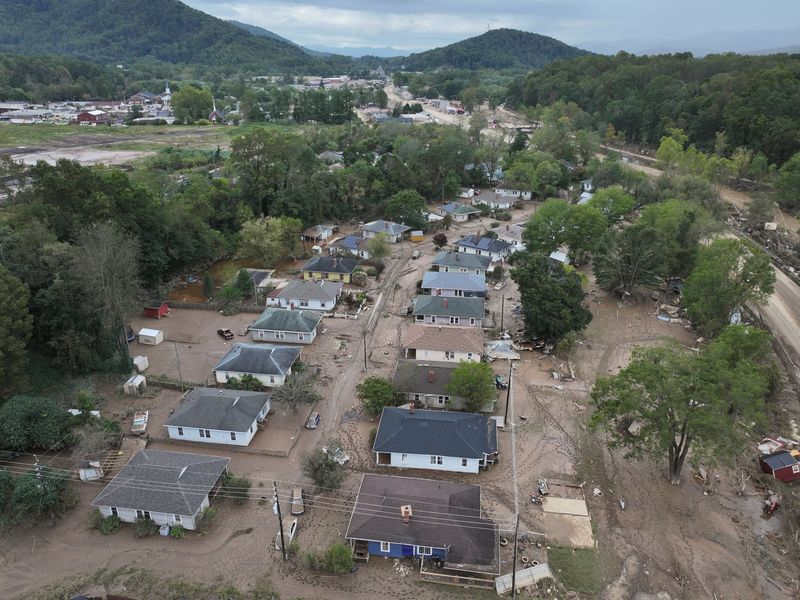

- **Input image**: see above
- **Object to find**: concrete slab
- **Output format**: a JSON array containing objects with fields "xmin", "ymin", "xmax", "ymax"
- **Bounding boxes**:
[
  {"xmin": 541, "ymin": 497, "xmax": 589, "ymax": 517},
  {"xmin": 542, "ymin": 513, "xmax": 594, "ymax": 549}
]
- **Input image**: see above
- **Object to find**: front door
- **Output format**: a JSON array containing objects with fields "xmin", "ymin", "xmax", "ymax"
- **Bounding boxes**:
[{"xmin": 402, "ymin": 545, "xmax": 414, "ymax": 557}]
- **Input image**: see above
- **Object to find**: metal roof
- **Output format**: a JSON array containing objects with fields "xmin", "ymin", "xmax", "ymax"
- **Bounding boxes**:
[
  {"xmin": 250, "ymin": 307, "xmax": 323, "ymax": 333},
  {"xmin": 440, "ymin": 202, "xmax": 480, "ymax": 216},
  {"xmin": 362, "ymin": 220, "xmax": 412, "ymax": 236},
  {"xmin": 432, "ymin": 251, "xmax": 491, "ymax": 271},
  {"xmin": 413, "ymin": 295, "xmax": 485, "ymax": 319},
  {"xmin": 421, "ymin": 271, "xmax": 485, "ymax": 292},
  {"xmin": 214, "ymin": 343, "xmax": 301, "ymax": 376},
  {"xmin": 761, "ymin": 450, "xmax": 799, "ymax": 470},
  {"xmin": 165, "ymin": 388, "xmax": 271, "ymax": 432},
  {"xmin": 455, "ymin": 235, "xmax": 512, "ymax": 254},
  {"xmin": 273, "ymin": 280, "xmax": 342, "ymax": 301}
]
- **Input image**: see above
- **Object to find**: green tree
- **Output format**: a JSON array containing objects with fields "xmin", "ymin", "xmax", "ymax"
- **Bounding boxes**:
[
  {"xmin": 510, "ymin": 253, "xmax": 592, "ymax": 341},
  {"xmin": 563, "ymin": 204, "xmax": 607, "ymax": 262},
  {"xmin": 365, "ymin": 233, "xmax": 390, "ymax": 261},
  {"xmin": 775, "ymin": 151, "xmax": 800, "ymax": 211},
  {"xmin": 383, "ymin": 189, "xmax": 427, "ymax": 231},
  {"xmin": 235, "ymin": 268, "xmax": 253, "ymax": 298},
  {"xmin": 272, "ymin": 371, "xmax": 321, "ymax": 412},
  {"xmin": 222, "ymin": 474, "xmax": 252, "ymax": 505},
  {"xmin": 11, "ymin": 466, "xmax": 70, "ymax": 521},
  {"xmin": 302, "ymin": 447, "xmax": 346, "ymax": 490},
  {"xmin": 591, "ymin": 327, "xmax": 771, "ymax": 483},
  {"xmin": 238, "ymin": 216, "xmax": 303, "ymax": 267},
  {"xmin": 509, "ymin": 132, "xmax": 528, "ymax": 153},
  {"xmin": 587, "ymin": 186, "xmax": 636, "ymax": 222},
  {"xmin": 226, "ymin": 374, "xmax": 262, "ymax": 391},
  {"xmin": 0, "ymin": 265, "xmax": 33, "ymax": 397},
  {"xmin": 375, "ymin": 89, "xmax": 388, "ymax": 109},
  {"xmin": 172, "ymin": 85, "xmax": 213, "ymax": 124},
  {"xmin": 522, "ymin": 198, "xmax": 571, "ymax": 254},
  {"xmin": 447, "ymin": 361, "xmax": 496, "ymax": 412},
  {"xmin": 0, "ymin": 468, "xmax": 12, "ymax": 512},
  {"xmin": 356, "ymin": 376, "xmax": 395, "ymax": 417},
  {"xmin": 0, "ymin": 395, "xmax": 71, "ymax": 452},
  {"xmin": 683, "ymin": 239, "xmax": 775, "ymax": 336},
  {"xmin": 202, "ymin": 272, "xmax": 214, "ymax": 298},
  {"xmin": 433, "ymin": 232, "xmax": 448, "ymax": 249},
  {"xmin": 746, "ymin": 195, "xmax": 777, "ymax": 230},
  {"xmin": 325, "ymin": 542, "xmax": 354, "ymax": 574},
  {"xmin": 592, "ymin": 225, "xmax": 663, "ymax": 296}
]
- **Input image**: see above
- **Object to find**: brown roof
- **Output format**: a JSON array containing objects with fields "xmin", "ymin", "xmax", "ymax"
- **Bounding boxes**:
[{"xmin": 403, "ymin": 324, "xmax": 484, "ymax": 354}]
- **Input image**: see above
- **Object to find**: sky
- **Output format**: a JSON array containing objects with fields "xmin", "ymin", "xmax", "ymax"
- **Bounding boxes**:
[{"xmin": 186, "ymin": 0, "xmax": 800, "ymax": 54}]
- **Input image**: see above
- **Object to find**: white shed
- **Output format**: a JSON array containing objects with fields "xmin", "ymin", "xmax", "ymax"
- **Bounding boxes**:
[
  {"xmin": 124, "ymin": 374, "xmax": 147, "ymax": 395},
  {"xmin": 138, "ymin": 328, "xmax": 163, "ymax": 345},
  {"xmin": 133, "ymin": 355, "xmax": 149, "ymax": 372}
]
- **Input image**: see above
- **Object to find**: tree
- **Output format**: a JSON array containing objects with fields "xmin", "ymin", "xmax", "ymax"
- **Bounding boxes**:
[
  {"xmin": 375, "ymin": 89, "xmax": 388, "ymax": 109},
  {"xmin": 202, "ymin": 272, "xmax": 214, "ymax": 298},
  {"xmin": 235, "ymin": 268, "xmax": 253, "ymax": 298},
  {"xmin": 775, "ymin": 151, "xmax": 800, "ymax": 211},
  {"xmin": 238, "ymin": 216, "xmax": 303, "ymax": 267},
  {"xmin": 302, "ymin": 447, "xmax": 346, "ymax": 490},
  {"xmin": 592, "ymin": 225, "xmax": 663, "ymax": 296},
  {"xmin": 0, "ymin": 265, "xmax": 33, "ymax": 397},
  {"xmin": 172, "ymin": 85, "xmax": 213, "ymax": 124},
  {"xmin": 563, "ymin": 204, "xmax": 607, "ymax": 262},
  {"xmin": 510, "ymin": 253, "xmax": 592, "ymax": 341},
  {"xmin": 0, "ymin": 468, "xmax": 13, "ymax": 512},
  {"xmin": 325, "ymin": 543, "xmax": 354, "ymax": 574},
  {"xmin": 510, "ymin": 132, "xmax": 528, "ymax": 153},
  {"xmin": 226, "ymin": 374, "xmax": 263, "ymax": 391},
  {"xmin": 272, "ymin": 371, "xmax": 321, "ymax": 412},
  {"xmin": 0, "ymin": 395, "xmax": 70, "ymax": 452},
  {"xmin": 683, "ymin": 239, "xmax": 775, "ymax": 336},
  {"xmin": 591, "ymin": 327, "xmax": 771, "ymax": 483},
  {"xmin": 522, "ymin": 198, "xmax": 571, "ymax": 254},
  {"xmin": 365, "ymin": 233, "xmax": 390, "ymax": 261},
  {"xmin": 433, "ymin": 232, "xmax": 448, "ymax": 249},
  {"xmin": 356, "ymin": 376, "xmax": 395, "ymax": 417},
  {"xmin": 222, "ymin": 474, "xmax": 252, "ymax": 505},
  {"xmin": 588, "ymin": 186, "xmax": 636, "ymax": 222},
  {"xmin": 746, "ymin": 194, "xmax": 777, "ymax": 231},
  {"xmin": 383, "ymin": 189, "xmax": 427, "ymax": 231},
  {"xmin": 11, "ymin": 466, "xmax": 70, "ymax": 521},
  {"xmin": 71, "ymin": 224, "xmax": 140, "ymax": 370},
  {"xmin": 447, "ymin": 361, "xmax": 496, "ymax": 412}
]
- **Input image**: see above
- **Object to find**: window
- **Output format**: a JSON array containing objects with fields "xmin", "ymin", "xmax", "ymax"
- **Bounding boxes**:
[
  {"xmin": 449, "ymin": 316, "xmax": 459, "ymax": 325},
  {"xmin": 299, "ymin": 298, "xmax": 309, "ymax": 307},
  {"xmin": 415, "ymin": 315, "xmax": 424, "ymax": 322},
  {"xmin": 437, "ymin": 396, "xmax": 446, "ymax": 405},
  {"xmin": 467, "ymin": 353, "xmax": 473, "ymax": 360},
  {"xmin": 416, "ymin": 546, "xmax": 433, "ymax": 556},
  {"xmin": 110, "ymin": 507, "xmax": 118, "ymax": 517},
  {"xmin": 199, "ymin": 429, "xmax": 211, "ymax": 438},
  {"xmin": 401, "ymin": 453, "xmax": 407, "ymax": 461},
  {"xmin": 455, "ymin": 290, "xmax": 463, "ymax": 297},
  {"xmin": 430, "ymin": 315, "xmax": 436, "ymax": 323},
  {"xmin": 445, "ymin": 351, "xmax": 455, "ymax": 360},
  {"xmin": 793, "ymin": 464, "xmax": 800, "ymax": 474},
  {"xmin": 380, "ymin": 541, "xmax": 391, "ymax": 553},
  {"xmin": 430, "ymin": 456, "xmax": 443, "ymax": 465},
  {"xmin": 275, "ymin": 331, "xmax": 285, "ymax": 340},
  {"xmin": 249, "ymin": 426, "xmax": 253, "ymax": 433},
  {"xmin": 136, "ymin": 510, "xmax": 151, "ymax": 520},
  {"xmin": 177, "ymin": 427, "xmax": 184, "ymax": 436},
  {"xmin": 462, "ymin": 459, "xmax": 468, "ymax": 467},
  {"xmin": 173, "ymin": 514, "xmax": 182, "ymax": 524},
  {"xmin": 298, "ymin": 333, "xmax": 305, "ymax": 341},
  {"xmin": 230, "ymin": 432, "xmax": 237, "ymax": 441},
  {"xmin": 269, "ymin": 375, "xmax": 276, "ymax": 384},
  {"xmin": 469, "ymin": 318, "xmax": 476, "ymax": 325}
]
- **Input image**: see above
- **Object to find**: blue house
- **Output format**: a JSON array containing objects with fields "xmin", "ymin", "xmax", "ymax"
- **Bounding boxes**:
[{"xmin": 345, "ymin": 474, "xmax": 499, "ymax": 574}]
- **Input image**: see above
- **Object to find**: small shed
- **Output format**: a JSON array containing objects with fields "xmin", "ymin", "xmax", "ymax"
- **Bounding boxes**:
[
  {"xmin": 759, "ymin": 450, "xmax": 800, "ymax": 483},
  {"xmin": 133, "ymin": 355, "xmax": 149, "ymax": 373},
  {"xmin": 124, "ymin": 374, "xmax": 147, "ymax": 395},
  {"xmin": 410, "ymin": 230, "xmax": 424, "ymax": 242},
  {"xmin": 143, "ymin": 302, "xmax": 169, "ymax": 319},
  {"xmin": 138, "ymin": 328, "xmax": 163, "ymax": 346}
]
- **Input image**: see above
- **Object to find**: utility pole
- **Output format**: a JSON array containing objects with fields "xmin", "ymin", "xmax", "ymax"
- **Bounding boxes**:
[
  {"xmin": 173, "ymin": 343, "xmax": 184, "ymax": 392},
  {"xmin": 274, "ymin": 481, "xmax": 287, "ymax": 561},
  {"xmin": 503, "ymin": 358, "xmax": 513, "ymax": 425},
  {"xmin": 511, "ymin": 516, "xmax": 520, "ymax": 599},
  {"xmin": 363, "ymin": 327, "xmax": 368, "ymax": 371},
  {"xmin": 500, "ymin": 294, "xmax": 505, "ymax": 332}
]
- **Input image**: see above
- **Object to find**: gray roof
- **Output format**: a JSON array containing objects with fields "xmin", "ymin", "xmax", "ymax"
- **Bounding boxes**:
[
  {"xmin": 392, "ymin": 360, "xmax": 457, "ymax": 396},
  {"xmin": 373, "ymin": 407, "xmax": 497, "ymax": 458},
  {"xmin": 301, "ymin": 224, "xmax": 335, "ymax": 239},
  {"xmin": 214, "ymin": 343, "xmax": 301, "ymax": 376},
  {"xmin": 251, "ymin": 307, "xmax": 323, "ymax": 333},
  {"xmin": 362, "ymin": 220, "xmax": 412, "ymax": 236},
  {"xmin": 345, "ymin": 474, "xmax": 498, "ymax": 572},
  {"xmin": 422, "ymin": 271, "xmax": 485, "ymax": 293},
  {"xmin": 432, "ymin": 251, "xmax": 491, "ymax": 271},
  {"xmin": 413, "ymin": 295, "xmax": 485, "ymax": 319},
  {"xmin": 165, "ymin": 388, "xmax": 271, "ymax": 432},
  {"xmin": 273, "ymin": 280, "xmax": 342, "ymax": 301},
  {"xmin": 440, "ymin": 202, "xmax": 480, "ymax": 216},
  {"xmin": 455, "ymin": 235, "xmax": 512, "ymax": 254},
  {"xmin": 302, "ymin": 255, "xmax": 360, "ymax": 274},
  {"xmin": 488, "ymin": 223, "xmax": 525, "ymax": 243},
  {"xmin": 91, "ymin": 449, "xmax": 229, "ymax": 516}
]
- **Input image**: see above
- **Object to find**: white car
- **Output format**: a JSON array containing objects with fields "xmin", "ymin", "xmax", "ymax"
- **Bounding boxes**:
[{"xmin": 275, "ymin": 518, "xmax": 297, "ymax": 550}]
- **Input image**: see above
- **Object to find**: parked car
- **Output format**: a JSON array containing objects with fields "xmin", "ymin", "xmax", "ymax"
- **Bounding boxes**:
[
  {"xmin": 290, "ymin": 487, "xmax": 305, "ymax": 516},
  {"xmin": 131, "ymin": 410, "xmax": 149, "ymax": 435},
  {"xmin": 411, "ymin": 250, "xmax": 420, "ymax": 260},
  {"xmin": 275, "ymin": 518, "xmax": 297, "ymax": 550},
  {"xmin": 495, "ymin": 375, "xmax": 509, "ymax": 390},
  {"xmin": 217, "ymin": 328, "xmax": 234, "ymax": 340},
  {"xmin": 305, "ymin": 411, "xmax": 321, "ymax": 430}
]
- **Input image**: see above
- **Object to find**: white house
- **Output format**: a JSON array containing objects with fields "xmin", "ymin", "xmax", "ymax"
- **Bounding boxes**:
[
  {"xmin": 249, "ymin": 307, "xmax": 323, "ymax": 345},
  {"xmin": 488, "ymin": 223, "xmax": 526, "ymax": 252},
  {"xmin": 421, "ymin": 271, "xmax": 486, "ymax": 298},
  {"xmin": 373, "ymin": 407, "xmax": 498, "ymax": 474},
  {"xmin": 454, "ymin": 235, "xmax": 513, "ymax": 263},
  {"xmin": 361, "ymin": 220, "xmax": 412, "ymax": 243},
  {"xmin": 266, "ymin": 280, "xmax": 343, "ymax": 311},
  {"xmin": 439, "ymin": 202, "xmax": 481, "ymax": 223},
  {"xmin": 331, "ymin": 234, "xmax": 370, "ymax": 259},
  {"xmin": 164, "ymin": 388, "xmax": 271, "ymax": 447},
  {"xmin": 300, "ymin": 224, "xmax": 336, "ymax": 244},
  {"xmin": 475, "ymin": 194, "xmax": 518, "ymax": 210},
  {"xmin": 213, "ymin": 343, "xmax": 301, "ymax": 387},
  {"xmin": 432, "ymin": 251, "xmax": 491, "ymax": 279},
  {"xmin": 403, "ymin": 324, "xmax": 484, "ymax": 362},
  {"xmin": 457, "ymin": 187, "xmax": 475, "ymax": 199},
  {"xmin": 91, "ymin": 449, "xmax": 229, "ymax": 530},
  {"xmin": 494, "ymin": 187, "xmax": 532, "ymax": 200}
]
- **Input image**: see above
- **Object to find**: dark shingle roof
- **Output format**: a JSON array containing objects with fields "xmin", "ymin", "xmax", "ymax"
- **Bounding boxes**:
[
  {"xmin": 362, "ymin": 220, "xmax": 412, "ymax": 236},
  {"xmin": 392, "ymin": 360, "xmax": 456, "ymax": 396},
  {"xmin": 762, "ymin": 450, "xmax": 799, "ymax": 470},
  {"xmin": 455, "ymin": 235, "xmax": 512, "ymax": 254},
  {"xmin": 91, "ymin": 449, "xmax": 229, "ymax": 516},
  {"xmin": 432, "ymin": 251, "xmax": 491, "ymax": 271},
  {"xmin": 373, "ymin": 407, "xmax": 497, "ymax": 458},
  {"xmin": 274, "ymin": 280, "xmax": 342, "ymax": 301},
  {"xmin": 302, "ymin": 255, "xmax": 360, "ymax": 274},
  {"xmin": 251, "ymin": 308, "xmax": 323, "ymax": 333},
  {"xmin": 165, "ymin": 388, "xmax": 270, "ymax": 432},
  {"xmin": 413, "ymin": 295, "xmax": 485, "ymax": 319},
  {"xmin": 422, "ymin": 272, "xmax": 485, "ymax": 293},
  {"xmin": 345, "ymin": 474, "xmax": 498, "ymax": 572},
  {"xmin": 214, "ymin": 343, "xmax": 301, "ymax": 376}
]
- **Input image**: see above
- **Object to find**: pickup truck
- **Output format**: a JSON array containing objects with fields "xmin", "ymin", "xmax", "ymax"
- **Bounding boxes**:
[{"xmin": 131, "ymin": 410, "xmax": 149, "ymax": 435}]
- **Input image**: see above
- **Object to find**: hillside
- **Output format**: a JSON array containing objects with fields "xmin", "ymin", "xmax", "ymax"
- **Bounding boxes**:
[
  {"xmin": 388, "ymin": 28, "xmax": 589, "ymax": 71},
  {"xmin": 227, "ymin": 20, "xmax": 328, "ymax": 57},
  {"xmin": 0, "ymin": 0, "xmax": 314, "ymax": 71}
]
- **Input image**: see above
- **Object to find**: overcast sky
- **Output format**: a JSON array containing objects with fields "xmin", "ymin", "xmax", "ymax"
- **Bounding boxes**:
[{"xmin": 186, "ymin": 0, "xmax": 800, "ymax": 53}]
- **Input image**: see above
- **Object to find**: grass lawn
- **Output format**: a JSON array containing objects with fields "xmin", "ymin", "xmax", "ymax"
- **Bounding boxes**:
[
  {"xmin": 548, "ymin": 545, "xmax": 619, "ymax": 596},
  {"xmin": 0, "ymin": 124, "xmax": 234, "ymax": 149}
]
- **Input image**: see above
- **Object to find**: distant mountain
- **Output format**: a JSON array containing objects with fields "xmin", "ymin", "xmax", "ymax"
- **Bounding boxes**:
[
  {"xmin": 227, "ymin": 20, "xmax": 329, "ymax": 57},
  {"xmin": 306, "ymin": 45, "xmax": 407, "ymax": 58},
  {"xmin": 387, "ymin": 28, "xmax": 589, "ymax": 71},
  {"xmin": 0, "ymin": 0, "xmax": 317, "ymax": 70},
  {"xmin": 748, "ymin": 46, "xmax": 800, "ymax": 56}
]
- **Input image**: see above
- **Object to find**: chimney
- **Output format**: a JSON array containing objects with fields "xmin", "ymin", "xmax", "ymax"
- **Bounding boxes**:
[
  {"xmin": 401, "ymin": 504, "xmax": 413, "ymax": 524},
  {"xmin": 428, "ymin": 369, "xmax": 436, "ymax": 383},
  {"xmin": 384, "ymin": 221, "xmax": 389, "ymax": 229}
]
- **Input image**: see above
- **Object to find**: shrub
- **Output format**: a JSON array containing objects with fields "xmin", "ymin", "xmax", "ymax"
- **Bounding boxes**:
[
  {"xmin": 288, "ymin": 539, "xmax": 300, "ymax": 557},
  {"xmin": 490, "ymin": 221, "xmax": 500, "ymax": 228},
  {"xmin": 89, "ymin": 508, "xmax": 104, "ymax": 529},
  {"xmin": 135, "ymin": 517, "xmax": 159, "ymax": 537},
  {"xmin": 99, "ymin": 515, "xmax": 122, "ymax": 535},
  {"xmin": 302, "ymin": 447, "xmax": 346, "ymax": 490},
  {"xmin": 223, "ymin": 474, "xmax": 252, "ymax": 505},
  {"xmin": 197, "ymin": 506, "xmax": 218, "ymax": 533},
  {"xmin": 494, "ymin": 210, "xmax": 512, "ymax": 221},
  {"xmin": 325, "ymin": 543, "xmax": 354, "ymax": 574},
  {"xmin": 303, "ymin": 549, "xmax": 322, "ymax": 570},
  {"xmin": 170, "ymin": 524, "xmax": 186, "ymax": 538},
  {"xmin": 368, "ymin": 427, "xmax": 377, "ymax": 447},
  {"xmin": 357, "ymin": 376, "xmax": 396, "ymax": 417},
  {"xmin": 364, "ymin": 267, "xmax": 378, "ymax": 277}
]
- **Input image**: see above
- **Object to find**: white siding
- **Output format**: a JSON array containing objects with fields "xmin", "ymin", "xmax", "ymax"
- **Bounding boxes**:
[
  {"xmin": 166, "ymin": 422, "xmax": 257, "ymax": 447},
  {"xmin": 362, "ymin": 230, "xmax": 400, "ymax": 243},
  {"xmin": 440, "ymin": 266, "xmax": 487, "ymax": 279},
  {"xmin": 421, "ymin": 288, "xmax": 485, "ymax": 298},
  {"xmin": 266, "ymin": 297, "xmax": 334, "ymax": 311},
  {"xmin": 456, "ymin": 246, "xmax": 508, "ymax": 263},
  {"xmin": 416, "ymin": 315, "xmax": 482, "ymax": 327},
  {"xmin": 97, "ymin": 503, "xmax": 200, "ymax": 530},
  {"xmin": 251, "ymin": 328, "xmax": 316, "ymax": 345},
  {"xmin": 409, "ymin": 349, "xmax": 480, "ymax": 363},
  {"xmin": 215, "ymin": 369, "xmax": 289, "ymax": 387},
  {"xmin": 378, "ymin": 452, "xmax": 481, "ymax": 474}
]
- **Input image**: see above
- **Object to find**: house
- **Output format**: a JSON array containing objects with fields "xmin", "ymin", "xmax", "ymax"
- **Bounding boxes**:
[
  {"xmin": 373, "ymin": 407, "xmax": 498, "ymax": 473},
  {"xmin": 266, "ymin": 280, "xmax": 343, "ymax": 311},
  {"xmin": 0, "ymin": 109, "xmax": 53, "ymax": 123},
  {"xmin": 91, "ymin": 449, "xmax": 229, "ymax": 530},
  {"xmin": 403, "ymin": 324, "xmax": 484, "ymax": 362},
  {"xmin": 361, "ymin": 220, "xmax": 412, "ymax": 243},
  {"xmin": 577, "ymin": 191, "xmax": 594, "ymax": 205},
  {"xmin": 301, "ymin": 255, "xmax": 360, "ymax": 283},
  {"xmin": 454, "ymin": 235, "xmax": 512, "ymax": 262},
  {"xmin": 476, "ymin": 194, "xmax": 518, "ymax": 210},
  {"xmin": 488, "ymin": 223, "xmax": 526, "ymax": 252},
  {"xmin": 580, "ymin": 178, "xmax": 594, "ymax": 193},
  {"xmin": 549, "ymin": 250, "xmax": 570, "ymax": 266},
  {"xmin": 76, "ymin": 110, "xmax": 110, "ymax": 125},
  {"xmin": 439, "ymin": 202, "xmax": 481, "ymax": 223},
  {"xmin": 128, "ymin": 92, "xmax": 158, "ymax": 105},
  {"xmin": 244, "ymin": 268, "xmax": 275, "ymax": 291},
  {"xmin": 317, "ymin": 151, "xmax": 344, "ymax": 164},
  {"xmin": 164, "ymin": 388, "xmax": 271, "ymax": 446},
  {"xmin": 494, "ymin": 187, "xmax": 532, "ymax": 200},
  {"xmin": 759, "ymin": 450, "xmax": 800, "ymax": 483},
  {"xmin": 392, "ymin": 360, "xmax": 494, "ymax": 411},
  {"xmin": 345, "ymin": 474, "xmax": 498, "ymax": 573},
  {"xmin": 421, "ymin": 271, "xmax": 486, "ymax": 298},
  {"xmin": 300, "ymin": 224, "xmax": 336, "ymax": 244},
  {"xmin": 412, "ymin": 295, "xmax": 485, "ymax": 327},
  {"xmin": 432, "ymin": 251, "xmax": 491, "ymax": 279},
  {"xmin": 457, "ymin": 187, "xmax": 475, "ymax": 199},
  {"xmin": 249, "ymin": 307, "xmax": 323, "ymax": 345},
  {"xmin": 213, "ymin": 343, "xmax": 301, "ymax": 387},
  {"xmin": 331, "ymin": 234, "xmax": 371, "ymax": 259}
]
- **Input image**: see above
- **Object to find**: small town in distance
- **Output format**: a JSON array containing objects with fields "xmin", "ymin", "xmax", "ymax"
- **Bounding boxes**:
[{"xmin": 0, "ymin": 2, "xmax": 800, "ymax": 599}]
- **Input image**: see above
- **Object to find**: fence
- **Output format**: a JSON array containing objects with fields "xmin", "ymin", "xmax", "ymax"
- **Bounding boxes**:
[
  {"xmin": 167, "ymin": 300, "xmax": 263, "ymax": 313},
  {"xmin": 418, "ymin": 568, "xmax": 495, "ymax": 589}
]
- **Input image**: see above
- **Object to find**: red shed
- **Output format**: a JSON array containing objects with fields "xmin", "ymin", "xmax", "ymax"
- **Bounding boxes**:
[
  {"xmin": 77, "ymin": 110, "xmax": 110, "ymax": 124},
  {"xmin": 759, "ymin": 450, "xmax": 800, "ymax": 483},
  {"xmin": 143, "ymin": 302, "xmax": 170, "ymax": 319}
]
